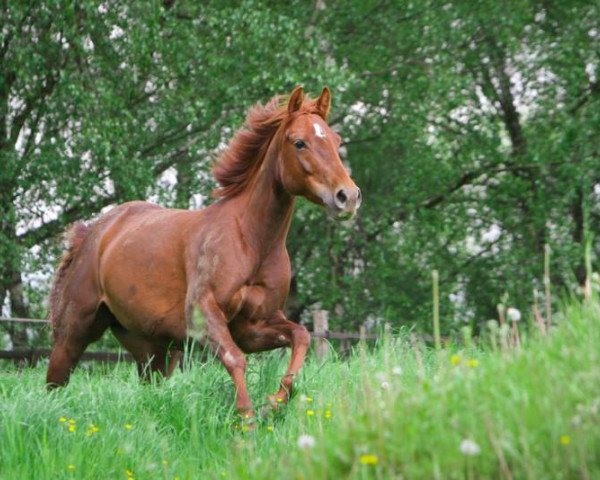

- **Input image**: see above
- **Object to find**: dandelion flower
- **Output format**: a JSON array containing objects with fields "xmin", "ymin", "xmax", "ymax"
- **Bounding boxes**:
[
  {"xmin": 324, "ymin": 410, "xmax": 332, "ymax": 419},
  {"xmin": 267, "ymin": 425, "xmax": 274, "ymax": 432},
  {"xmin": 359, "ymin": 454, "xmax": 379, "ymax": 465},
  {"xmin": 560, "ymin": 435, "xmax": 571, "ymax": 445},
  {"xmin": 306, "ymin": 409, "xmax": 315, "ymax": 417},
  {"xmin": 451, "ymin": 354, "xmax": 462, "ymax": 366},
  {"xmin": 124, "ymin": 424, "xmax": 133, "ymax": 431},
  {"xmin": 59, "ymin": 417, "xmax": 67, "ymax": 423},
  {"xmin": 467, "ymin": 359, "xmax": 479, "ymax": 368},
  {"xmin": 507, "ymin": 307, "xmax": 521, "ymax": 322},
  {"xmin": 68, "ymin": 425, "xmax": 76, "ymax": 433},
  {"xmin": 297, "ymin": 434, "xmax": 315, "ymax": 449},
  {"xmin": 460, "ymin": 439, "xmax": 481, "ymax": 456}
]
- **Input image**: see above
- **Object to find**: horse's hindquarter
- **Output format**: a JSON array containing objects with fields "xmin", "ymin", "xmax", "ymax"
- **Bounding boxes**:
[{"xmin": 98, "ymin": 204, "xmax": 195, "ymax": 341}]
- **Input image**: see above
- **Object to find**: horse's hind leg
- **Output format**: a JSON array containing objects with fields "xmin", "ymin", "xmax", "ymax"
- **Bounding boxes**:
[
  {"xmin": 46, "ymin": 302, "xmax": 108, "ymax": 388},
  {"xmin": 110, "ymin": 323, "xmax": 182, "ymax": 381}
]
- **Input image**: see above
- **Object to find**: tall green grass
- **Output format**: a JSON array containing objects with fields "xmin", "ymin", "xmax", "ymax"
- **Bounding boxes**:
[{"xmin": 1, "ymin": 299, "xmax": 599, "ymax": 479}]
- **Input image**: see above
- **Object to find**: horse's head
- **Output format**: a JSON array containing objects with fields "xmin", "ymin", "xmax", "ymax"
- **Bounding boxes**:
[{"xmin": 278, "ymin": 87, "xmax": 361, "ymax": 220}]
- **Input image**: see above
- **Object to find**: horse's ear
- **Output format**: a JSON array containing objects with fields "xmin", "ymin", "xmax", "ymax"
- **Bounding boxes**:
[
  {"xmin": 316, "ymin": 86, "xmax": 332, "ymax": 120},
  {"xmin": 288, "ymin": 86, "xmax": 305, "ymax": 114}
]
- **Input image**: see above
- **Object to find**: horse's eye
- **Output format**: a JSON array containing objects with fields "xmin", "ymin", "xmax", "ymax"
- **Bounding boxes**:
[{"xmin": 294, "ymin": 140, "xmax": 306, "ymax": 150}]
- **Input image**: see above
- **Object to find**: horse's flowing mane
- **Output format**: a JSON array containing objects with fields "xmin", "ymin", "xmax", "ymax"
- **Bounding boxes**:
[{"xmin": 212, "ymin": 92, "xmax": 323, "ymax": 198}]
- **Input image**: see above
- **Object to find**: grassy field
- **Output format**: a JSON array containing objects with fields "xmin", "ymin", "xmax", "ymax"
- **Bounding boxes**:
[{"xmin": 1, "ymin": 299, "xmax": 599, "ymax": 479}]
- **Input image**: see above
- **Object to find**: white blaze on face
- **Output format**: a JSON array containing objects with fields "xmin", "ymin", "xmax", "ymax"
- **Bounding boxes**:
[{"xmin": 313, "ymin": 122, "xmax": 326, "ymax": 139}]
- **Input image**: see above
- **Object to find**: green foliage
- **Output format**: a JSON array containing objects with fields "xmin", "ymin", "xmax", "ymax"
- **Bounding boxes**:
[{"xmin": 1, "ymin": 297, "xmax": 599, "ymax": 478}]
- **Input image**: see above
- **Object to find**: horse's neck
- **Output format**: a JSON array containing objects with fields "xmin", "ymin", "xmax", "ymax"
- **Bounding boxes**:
[{"xmin": 236, "ymin": 147, "xmax": 295, "ymax": 257}]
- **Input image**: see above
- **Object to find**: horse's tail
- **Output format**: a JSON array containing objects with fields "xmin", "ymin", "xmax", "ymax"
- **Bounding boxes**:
[{"xmin": 48, "ymin": 222, "xmax": 91, "ymax": 330}]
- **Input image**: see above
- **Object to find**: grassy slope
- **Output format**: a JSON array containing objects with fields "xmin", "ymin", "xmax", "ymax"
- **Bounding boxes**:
[{"xmin": 0, "ymin": 300, "xmax": 599, "ymax": 479}]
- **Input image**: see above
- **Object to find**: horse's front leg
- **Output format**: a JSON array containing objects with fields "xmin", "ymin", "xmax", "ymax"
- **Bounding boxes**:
[
  {"xmin": 231, "ymin": 311, "xmax": 311, "ymax": 406},
  {"xmin": 194, "ymin": 294, "xmax": 253, "ymax": 419}
]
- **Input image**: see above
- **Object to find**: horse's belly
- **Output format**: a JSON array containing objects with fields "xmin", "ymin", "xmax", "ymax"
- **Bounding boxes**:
[
  {"xmin": 104, "ymin": 287, "xmax": 187, "ymax": 341},
  {"xmin": 100, "ymin": 241, "xmax": 188, "ymax": 340}
]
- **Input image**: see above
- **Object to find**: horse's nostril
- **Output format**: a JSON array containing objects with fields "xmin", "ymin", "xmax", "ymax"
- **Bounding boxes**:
[
  {"xmin": 357, "ymin": 188, "xmax": 362, "ymax": 200},
  {"xmin": 336, "ymin": 189, "xmax": 348, "ymax": 205}
]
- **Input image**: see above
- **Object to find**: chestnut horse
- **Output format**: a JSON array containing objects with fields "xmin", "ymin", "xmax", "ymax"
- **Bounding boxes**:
[{"xmin": 46, "ymin": 86, "xmax": 361, "ymax": 418}]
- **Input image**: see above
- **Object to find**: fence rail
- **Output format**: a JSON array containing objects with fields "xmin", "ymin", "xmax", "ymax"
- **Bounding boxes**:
[{"xmin": 0, "ymin": 313, "xmax": 382, "ymax": 364}]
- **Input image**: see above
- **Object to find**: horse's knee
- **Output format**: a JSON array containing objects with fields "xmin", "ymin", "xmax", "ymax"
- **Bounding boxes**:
[
  {"xmin": 292, "ymin": 325, "xmax": 310, "ymax": 348},
  {"xmin": 220, "ymin": 348, "xmax": 246, "ymax": 373}
]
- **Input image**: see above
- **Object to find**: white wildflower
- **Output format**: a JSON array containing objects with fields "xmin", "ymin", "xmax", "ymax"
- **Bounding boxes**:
[
  {"xmin": 381, "ymin": 381, "xmax": 390, "ymax": 390},
  {"xmin": 460, "ymin": 439, "xmax": 481, "ymax": 456},
  {"xmin": 506, "ymin": 307, "xmax": 521, "ymax": 322},
  {"xmin": 109, "ymin": 25, "xmax": 125, "ymax": 40},
  {"xmin": 392, "ymin": 366, "xmax": 403, "ymax": 376},
  {"xmin": 297, "ymin": 434, "xmax": 315, "ymax": 449}
]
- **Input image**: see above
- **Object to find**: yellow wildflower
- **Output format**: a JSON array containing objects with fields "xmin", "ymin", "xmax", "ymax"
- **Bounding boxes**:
[
  {"xmin": 267, "ymin": 425, "xmax": 274, "ymax": 432},
  {"xmin": 67, "ymin": 464, "xmax": 75, "ymax": 471},
  {"xmin": 305, "ymin": 396, "xmax": 313, "ymax": 403},
  {"xmin": 59, "ymin": 417, "xmax": 67, "ymax": 423},
  {"xmin": 68, "ymin": 419, "xmax": 76, "ymax": 425},
  {"xmin": 450, "ymin": 354, "xmax": 461, "ymax": 366},
  {"xmin": 324, "ymin": 410, "xmax": 332, "ymax": 419},
  {"xmin": 560, "ymin": 435, "xmax": 571, "ymax": 445},
  {"xmin": 467, "ymin": 359, "xmax": 479, "ymax": 368},
  {"xmin": 124, "ymin": 424, "xmax": 133, "ymax": 431},
  {"xmin": 359, "ymin": 454, "xmax": 379, "ymax": 465},
  {"xmin": 306, "ymin": 409, "xmax": 315, "ymax": 417},
  {"xmin": 68, "ymin": 425, "xmax": 76, "ymax": 433},
  {"xmin": 125, "ymin": 468, "xmax": 134, "ymax": 478}
]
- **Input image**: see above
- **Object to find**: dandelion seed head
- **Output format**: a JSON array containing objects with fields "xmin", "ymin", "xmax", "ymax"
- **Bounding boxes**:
[
  {"xmin": 381, "ymin": 381, "xmax": 391, "ymax": 390},
  {"xmin": 392, "ymin": 366, "xmax": 403, "ymax": 376},
  {"xmin": 507, "ymin": 307, "xmax": 522, "ymax": 322},
  {"xmin": 459, "ymin": 439, "xmax": 481, "ymax": 456},
  {"xmin": 297, "ymin": 434, "xmax": 315, "ymax": 449}
]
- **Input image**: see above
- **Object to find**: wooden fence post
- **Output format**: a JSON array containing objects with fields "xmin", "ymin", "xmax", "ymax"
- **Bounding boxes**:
[{"xmin": 313, "ymin": 309, "xmax": 329, "ymax": 361}]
